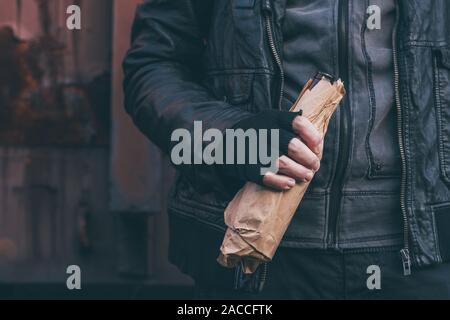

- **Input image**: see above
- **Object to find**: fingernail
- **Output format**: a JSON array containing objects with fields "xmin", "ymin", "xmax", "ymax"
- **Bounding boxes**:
[
  {"xmin": 306, "ymin": 171, "xmax": 314, "ymax": 181},
  {"xmin": 288, "ymin": 179, "xmax": 296, "ymax": 187}
]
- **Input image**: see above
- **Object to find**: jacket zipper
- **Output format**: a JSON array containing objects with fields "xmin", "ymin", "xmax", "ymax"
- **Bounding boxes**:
[
  {"xmin": 261, "ymin": 0, "xmax": 412, "ymax": 275},
  {"xmin": 258, "ymin": 262, "xmax": 268, "ymax": 292},
  {"xmin": 326, "ymin": 0, "xmax": 351, "ymax": 248},
  {"xmin": 263, "ymin": 1, "xmax": 284, "ymax": 110},
  {"xmin": 247, "ymin": 0, "xmax": 281, "ymax": 292},
  {"xmin": 392, "ymin": 0, "xmax": 411, "ymax": 276}
]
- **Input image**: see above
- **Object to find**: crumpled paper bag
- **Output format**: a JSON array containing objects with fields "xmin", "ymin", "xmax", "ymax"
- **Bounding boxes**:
[{"xmin": 218, "ymin": 74, "xmax": 346, "ymax": 274}]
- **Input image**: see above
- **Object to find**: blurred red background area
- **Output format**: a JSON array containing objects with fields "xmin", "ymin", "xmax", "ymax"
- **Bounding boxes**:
[
  {"xmin": 0, "ymin": 0, "xmax": 192, "ymax": 299},
  {"xmin": 0, "ymin": 0, "xmax": 111, "ymax": 146}
]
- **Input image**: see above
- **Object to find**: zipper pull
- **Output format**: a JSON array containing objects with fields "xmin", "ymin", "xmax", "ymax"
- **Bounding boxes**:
[{"xmin": 400, "ymin": 248, "xmax": 412, "ymax": 276}]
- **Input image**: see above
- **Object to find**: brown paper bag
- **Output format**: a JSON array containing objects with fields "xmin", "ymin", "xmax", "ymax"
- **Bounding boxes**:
[{"xmin": 217, "ymin": 75, "xmax": 346, "ymax": 274}]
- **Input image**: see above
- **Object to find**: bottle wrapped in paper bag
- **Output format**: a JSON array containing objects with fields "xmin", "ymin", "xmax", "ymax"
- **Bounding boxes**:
[{"xmin": 217, "ymin": 73, "xmax": 346, "ymax": 274}]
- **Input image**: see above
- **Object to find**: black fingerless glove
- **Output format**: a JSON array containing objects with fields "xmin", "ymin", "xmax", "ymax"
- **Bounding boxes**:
[{"xmin": 219, "ymin": 109, "xmax": 302, "ymax": 185}]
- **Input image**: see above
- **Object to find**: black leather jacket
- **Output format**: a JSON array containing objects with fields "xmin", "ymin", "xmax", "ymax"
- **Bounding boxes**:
[{"xmin": 123, "ymin": 0, "xmax": 450, "ymax": 271}]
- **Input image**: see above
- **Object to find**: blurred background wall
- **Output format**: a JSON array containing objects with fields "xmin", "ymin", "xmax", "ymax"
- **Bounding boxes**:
[{"xmin": 0, "ymin": 0, "xmax": 192, "ymax": 299}]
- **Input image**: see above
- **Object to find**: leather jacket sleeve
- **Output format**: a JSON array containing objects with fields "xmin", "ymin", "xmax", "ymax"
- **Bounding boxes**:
[{"xmin": 123, "ymin": 0, "xmax": 252, "ymax": 189}]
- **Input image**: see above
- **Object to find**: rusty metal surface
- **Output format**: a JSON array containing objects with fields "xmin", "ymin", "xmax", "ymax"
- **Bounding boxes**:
[
  {"xmin": 0, "ymin": 0, "xmax": 192, "ymax": 287},
  {"xmin": 0, "ymin": 0, "xmax": 111, "ymax": 146}
]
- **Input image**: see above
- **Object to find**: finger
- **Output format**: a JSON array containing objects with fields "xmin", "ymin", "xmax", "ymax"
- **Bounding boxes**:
[
  {"xmin": 317, "ymin": 140, "xmax": 324, "ymax": 158},
  {"xmin": 292, "ymin": 116, "xmax": 323, "ymax": 154},
  {"xmin": 263, "ymin": 172, "xmax": 296, "ymax": 191},
  {"xmin": 277, "ymin": 155, "xmax": 315, "ymax": 182},
  {"xmin": 288, "ymin": 137, "xmax": 321, "ymax": 172}
]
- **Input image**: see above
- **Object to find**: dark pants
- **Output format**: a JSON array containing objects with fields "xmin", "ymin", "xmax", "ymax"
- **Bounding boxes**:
[
  {"xmin": 194, "ymin": 247, "xmax": 450, "ymax": 300},
  {"xmin": 170, "ymin": 216, "xmax": 450, "ymax": 300}
]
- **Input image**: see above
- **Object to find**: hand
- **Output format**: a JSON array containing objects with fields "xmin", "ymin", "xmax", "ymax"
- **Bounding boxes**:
[
  {"xmin": 263, "ymin": 115, "xmax": 323, "ymax": 191},
  {"xmin": 219, "ymin": 111, "xmax": 322, "ymax": 190}
]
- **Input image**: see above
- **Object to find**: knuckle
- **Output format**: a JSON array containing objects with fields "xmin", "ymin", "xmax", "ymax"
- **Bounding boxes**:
[
  {"xmin": 305, "ymin": 171, "xmax": 314, "ymax": 181},
  {"xmin": 311, "ymin": 135, "xmax": 322, "ymax": 147},
  {"xmin": 308, "ymin": 156, "xmax": 320, "ymax": 170},
  {"xmin": 293, "ymin": 115, "xmax": 303, "ymax": 128},
  {"xmin": 293, "ymin": 116, "xmax": 306, "ymax": 132},
  {"xmin": 313, "ymin": 158, "xmax": 321, "ymax": 171},
  {"xmin": 278, "ymin": 157, "xmax": 287, "ymax": 170},
  {"xmin": 296, "ymin": 168, "xmax": 308, "ymax": 180},
  {"xmin": 288, "ymin": 138, "xmax": 301, "ymax": 155}
]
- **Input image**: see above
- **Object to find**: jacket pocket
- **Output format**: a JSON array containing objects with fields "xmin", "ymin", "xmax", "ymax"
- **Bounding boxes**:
[
  {"xmin": 432, "ymin": 203, "xmax": 450, "ymax": 262},
  {"xmin": 205, "ymin": 72, "xmax": 255, "ymax": 110},
  {"xmin": 433, "ymin": 47, "xmax": 450, "ymax": 186},
  {"xmin": 362, "ymin": 28, "xmax": 401, "ymax": 179}
]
